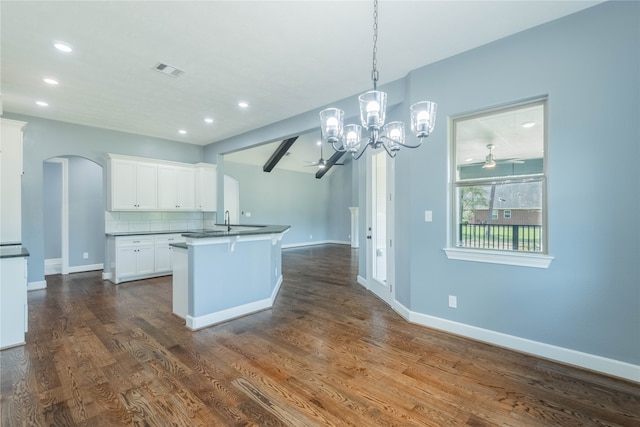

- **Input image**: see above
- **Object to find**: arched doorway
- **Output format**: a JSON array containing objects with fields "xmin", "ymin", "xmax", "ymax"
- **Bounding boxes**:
[{"xmin": 43, "ymin": 156, "xmax": 104, "ymax": 275}]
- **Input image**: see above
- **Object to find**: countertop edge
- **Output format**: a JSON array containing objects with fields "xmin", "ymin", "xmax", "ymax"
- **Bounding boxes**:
[
  {"xmin": 181, "ymin": 225, "xmax": 290, "ymax": 239},
  {"xmin": 0, "ymin": 247, "xmax": 30, "ymax": 259}
]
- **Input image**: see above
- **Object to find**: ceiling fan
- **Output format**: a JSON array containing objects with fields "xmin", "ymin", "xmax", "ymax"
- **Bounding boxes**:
[
  {"xmin": 306, "ymin": 142, "xmax": 343, "ymax": 170},
  {"xmin": 481, "ymin": 143, "xmax": 524, "ymax": 169}
]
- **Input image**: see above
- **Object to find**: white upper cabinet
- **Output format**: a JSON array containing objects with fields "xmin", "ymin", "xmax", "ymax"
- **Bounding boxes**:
[
  {"xmin": 108, "ymin": 157, "xmax": 158, "ymax": 210},
  {"xmin": 195, "ymin": 164, "xmax": 217, "ymax": 212},
  {"xmin": 0, "ymin": 119, "xmax": 26, "ymax": 244},
  {"xmin": 107, "ymin": 154, "xmax": 218, "ymax": 212},
  {"xmin": 158, "ymin": 165, "xmax": 195, "ymax": 210}
]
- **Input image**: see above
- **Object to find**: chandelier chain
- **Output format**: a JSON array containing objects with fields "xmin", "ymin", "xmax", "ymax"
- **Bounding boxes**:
[
  {"xmin": 371, "ymin": 0, "xmax": 379, "ymax": 89},
  {"xmin": 318, "ymin": 0, "xmax": 436, "ymax": 160}
]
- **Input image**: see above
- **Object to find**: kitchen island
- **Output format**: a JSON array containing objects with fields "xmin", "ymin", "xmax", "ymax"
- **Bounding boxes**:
[{"xmin": 171, "ymin": 224, "xmax": 290, "ymax": 330}]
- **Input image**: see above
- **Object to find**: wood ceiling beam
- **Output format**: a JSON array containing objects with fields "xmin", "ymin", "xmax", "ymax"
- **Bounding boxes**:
[
  {"xmin": 263, "ymin": 136, "xmax": 298, "ymax": 172},
  {"xmin": 315, "ymin": 150, "xmax": 345, "ymax": 179}
]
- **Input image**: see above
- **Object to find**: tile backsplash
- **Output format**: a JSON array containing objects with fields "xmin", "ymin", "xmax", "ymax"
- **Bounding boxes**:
[{"xmin": 105, "ymin": 211, "xmax": 217, "ymax": 233}]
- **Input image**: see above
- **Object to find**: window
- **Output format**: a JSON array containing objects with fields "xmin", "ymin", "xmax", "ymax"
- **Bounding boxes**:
[{"xmin": 445, "ymin": 99, "xmax": 552, "ymax": 268}]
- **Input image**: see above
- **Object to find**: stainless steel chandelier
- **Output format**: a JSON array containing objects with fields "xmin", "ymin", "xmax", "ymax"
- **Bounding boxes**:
[{"xmin": 320, "ymin": 0, "xmax": 437, "ymax": 160}]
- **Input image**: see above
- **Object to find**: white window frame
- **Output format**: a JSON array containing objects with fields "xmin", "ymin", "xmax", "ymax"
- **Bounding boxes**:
[{"xmin": 444, "ymin": 98, "xmax": 553, "ymax": 269}]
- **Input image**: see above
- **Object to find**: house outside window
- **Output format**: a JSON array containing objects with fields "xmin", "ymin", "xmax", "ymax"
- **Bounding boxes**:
[{"xmin": 451, "ymin": 99, "xmax": 547, "ymax": 254}]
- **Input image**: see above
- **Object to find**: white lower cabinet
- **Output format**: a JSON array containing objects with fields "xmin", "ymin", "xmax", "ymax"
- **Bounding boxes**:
[
  {"xmin": 115, "ymin": 237, "xmax": 154, "ymax": 280},
  {"xmin": 109, "ymin": 234, "xmax": 185, "ymax": 284},
  {"xmin": 0, "ymin": 256, "xmax": 28, "ymax": 349},
  {"xmin": 154, "ymin": 235, "xmax": 184, "ymax": 273}
]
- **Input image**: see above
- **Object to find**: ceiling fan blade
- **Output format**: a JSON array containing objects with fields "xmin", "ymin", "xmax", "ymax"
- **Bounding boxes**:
[{"xmin": 497, "ymin": 158, "xmax": 525, "ymax": 164}]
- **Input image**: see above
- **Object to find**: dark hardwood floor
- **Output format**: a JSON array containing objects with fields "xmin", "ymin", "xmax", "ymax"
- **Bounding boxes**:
[{"xmin": 1, "ymin": 244, "xmax": 638, "ymax": 426}]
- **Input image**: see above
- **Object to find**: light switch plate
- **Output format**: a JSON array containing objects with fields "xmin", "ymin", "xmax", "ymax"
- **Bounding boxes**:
[{"xmin": 425, "ymin": 210, "xmax": 433, "ymax": 222}]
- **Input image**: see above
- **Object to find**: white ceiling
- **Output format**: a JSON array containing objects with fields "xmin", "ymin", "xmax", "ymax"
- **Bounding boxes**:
[{"xmin": 1, "ymin": 0, "xmax": 601, "ymax": 173}]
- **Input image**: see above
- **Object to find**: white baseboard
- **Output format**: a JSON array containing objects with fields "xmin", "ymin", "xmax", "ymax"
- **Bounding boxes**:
[
  {"xmin": 283, "ymin": 240, "xmax": 351, "ymax": 249},
  {"xmin": 28, "ymin": 280, "xmax": 47, "ymax": 291},
  {"xmin": 357, "ymin": 275, "xmax": 367, "ymax": 288},
  {"xmin": 45, "ymin": 260, "xmax": 105, "ymax": 276},
  {"xmin": 45, "ymin": 258, "xmax": 62, "ymax": 275},
  {"xmin": 68, "ymin": 263, "xmax": 104, "ymax": 274},
  {"xmin": 394, "ymin": 301, "xmax": 640, "ymax": 383},
  {"xmin": 186, "ymin": 275, "xmax": 284, "ymax": 330},
  {"xmin": 102, "ymin": 271, "xmax": 112, "ymax": 281}
]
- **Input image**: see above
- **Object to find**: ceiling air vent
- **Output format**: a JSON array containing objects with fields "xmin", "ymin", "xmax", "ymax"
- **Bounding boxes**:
[{"xmin": 153, "ymin": 62, "xmax": 185, "ymax": 78}]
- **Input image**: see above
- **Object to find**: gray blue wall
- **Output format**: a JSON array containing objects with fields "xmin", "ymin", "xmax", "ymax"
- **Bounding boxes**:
[
  {"xmin": 201, "ymin": 1, "xmax": 640, "ymax": 368},
  {"xmin": 3, "ymin": 114, "xmax": 203, "ymax": 283},
  {"xmin": 43, "ymin": 161, "xmax": 62, "ymax": 259},
  {"xmin": 223, "ymin": 160, "xmax": 353, "ymax": 246},
  {"xmin": 8, "ymin": 113, "xmax": 353, "ymax": 283},
  {"xmin": 4, "ymin": 1, "xmax": 638, "ymax": 371},
  {"xmin": 68, "ymin": 156, "xmax": 104, "ymax": 267},
  {"xmin": 392, "ymin": 1, "xmax": 638, "ymax": 365}
]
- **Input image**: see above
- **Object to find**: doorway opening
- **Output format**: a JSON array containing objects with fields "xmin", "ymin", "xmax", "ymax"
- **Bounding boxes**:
[
  {"xmin": 366, "ymin": 150, "xmax": 394, "ymax": 305},
  {"xmin": 43, "ymin": 156, "xmax": 105, "ymax": 276}
]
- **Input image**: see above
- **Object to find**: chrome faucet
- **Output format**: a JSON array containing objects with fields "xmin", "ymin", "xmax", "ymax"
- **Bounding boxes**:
[{"xmin": 224, "ymin": 210, "xmax": 231, "ymax": 231}]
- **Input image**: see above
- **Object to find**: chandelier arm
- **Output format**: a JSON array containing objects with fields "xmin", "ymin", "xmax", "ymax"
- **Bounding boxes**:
[
  {"xmin": 377, "ymin": 135, "xmax": 425, "ymax": 150},
  {"xmin": 351, "ymin": 138, "xmax": 372, "ymax": 160},
  {"xmin": 393, "ymin": 137, "xmax": 425, "ymax": 150},
  {"xmin": 330, "ymin": 140, "xmax": 346, "ymax": 152},
  {"xmin": 381, "ymin": 142, "xmax": 398, "ymax": 158}
]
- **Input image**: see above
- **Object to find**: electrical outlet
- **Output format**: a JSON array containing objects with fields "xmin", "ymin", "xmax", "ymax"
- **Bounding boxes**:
[
  {"xmin": 448, "ymin": 295, "xmax": 457, "ymax": 308},
  {"xmin": 83, "ymin": 252, "xmax": 89, "ymax": 259}
]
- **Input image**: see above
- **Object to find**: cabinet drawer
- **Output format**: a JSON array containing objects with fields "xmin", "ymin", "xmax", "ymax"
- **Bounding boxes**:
[
  {"xmin": 116, "ymin": 237, "xmax": 154, "ymax": 247},
  {"xmin": 155, "ymin": 234, "xmax": 186, "ymax": 245}
]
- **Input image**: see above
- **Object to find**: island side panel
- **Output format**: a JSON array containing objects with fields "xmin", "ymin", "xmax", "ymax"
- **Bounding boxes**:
[
  {"xmin": 172, "ymin": 246, "xmax": 188, "ymax": 318},
  {"xmin": 189, "ymin": 239, "xmax": 273, "ymax": 318},
  {"xmin": 270, "ymin": 238, "xmax": 283, "ymax": 295}
]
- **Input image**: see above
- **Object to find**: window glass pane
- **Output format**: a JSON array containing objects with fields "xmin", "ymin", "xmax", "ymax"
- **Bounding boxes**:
[
  {"xmin": 455, "ymin": 103, "xmax": 544, "ymax": 180},
  {"xmin": 456, "ymin": 180, "xmax": 543, "ymax": 252}
]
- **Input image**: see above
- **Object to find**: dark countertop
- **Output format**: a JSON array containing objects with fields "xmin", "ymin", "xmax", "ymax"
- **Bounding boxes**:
[
  {"xmin": 106, "ymin": 229, "xmax": 206, "ymax": 237},
  {"xmin": 0, "ymin": 246, "xmax": 30, "ymax": 259},
  {"xmin": 181, "ymin": 224, "xmax": 290, "ymax": 239}
]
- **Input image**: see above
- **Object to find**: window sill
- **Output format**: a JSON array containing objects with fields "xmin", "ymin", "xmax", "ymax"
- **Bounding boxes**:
[{"xmin": 443, "ymin": 247, "xmax": 553, "ymax": 268}]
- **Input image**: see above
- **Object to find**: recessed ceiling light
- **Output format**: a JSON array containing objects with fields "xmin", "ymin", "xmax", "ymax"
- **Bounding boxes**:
[
  {"xmin": 36, "ymin": 101, "xmax": 49, "ymax": 107},
  {"xmin": 465, "ymin": 157, "xmax": 474, "ymax": 162},
  {"xmin": 178, "ymin": 129, "xmax": 187, "ymax": 135},
  {"xmin": 316, "ymin": 140, "xmax": 322, "ymax": 146},
  {"xmin": 521, "ymin": 121, "xmax": 536, "ymax": 128},
  {"xmin": 53, "ymin": 41, "xmax": 73, "ymax": 53},
  {"xmin": 43, "ymin": 78, "xmax": 59, "ymax": 85},
  {"xmin": 204, "ymin": 117, "xmax": 213, "ymax": 124},
  {"xmin": 238, "ymin": 101, "xmax": 249, "ymax": 108}
]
